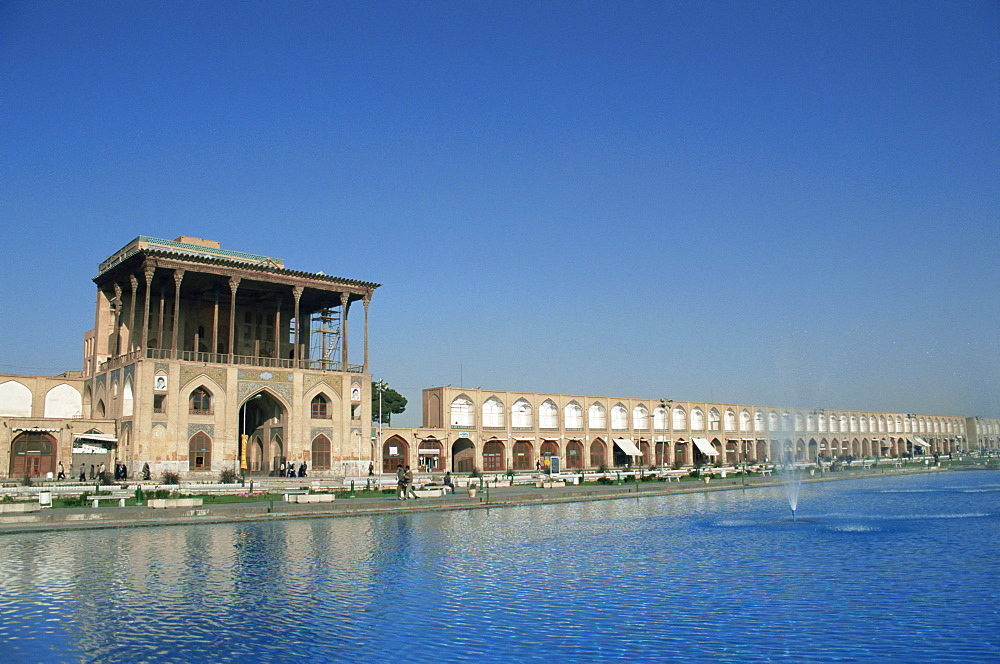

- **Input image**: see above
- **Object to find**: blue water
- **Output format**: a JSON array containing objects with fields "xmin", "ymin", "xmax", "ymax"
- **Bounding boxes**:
[{"xmin": 1, "ymin": 471, "xmax": 998, "ymax": 663}]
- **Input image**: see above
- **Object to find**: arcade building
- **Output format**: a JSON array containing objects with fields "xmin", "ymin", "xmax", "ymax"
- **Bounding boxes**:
[{"xmin": 1, "ymin": 236, "xmax": 997, "ymax": 480}]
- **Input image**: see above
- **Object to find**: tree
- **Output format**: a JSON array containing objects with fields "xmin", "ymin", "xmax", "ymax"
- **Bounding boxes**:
[{"xmin": 372, "ymin": 381, "xmax": 407, "ymax": 425}]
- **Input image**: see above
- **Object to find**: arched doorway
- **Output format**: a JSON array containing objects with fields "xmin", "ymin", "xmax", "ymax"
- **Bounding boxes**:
[
  {"xmin": 452, "ymin": 437, "xmax": 475, "ymax": 473},
  {"xmin": 590, "ymin": 438, "xmax": 606, "ymax": 469},
  {"xmin": 565, "ymin": 440, "xmax": 583, "ymax": 469},
  {"xmin": 483, "ymin": 439, "xmax": 505, "ymax": 471},
  {"xmin": 638, "ymin": 440, "xmax": 650, "ymax": 467},
  {"xmin": 271, "ymin": 435, "xmax": 284, "ymax": 476},
  {"xmin": 383, "ymin": 435, "xmax": 408, "ymax": 473},
  {"xmin": 418, "ymin": 438, "xmax": 443, "ymax": 472},
  {"xmin": 540, "ymin": 440, "xmax": 559, "ymax": 472},
  {"xmin": 673, "ymin": 440, "xmax": 688, "ymax": 467},
  {"xmin": 512, "ymin": 440, "xmax": 533, "ymax": 471},
  {"xmin": 238, "ymin": 391, "xmax": 287, "ymax": 476},
  {"xmin": 9, "ymin": 432, "xmax": 56, "ymax": 478}
]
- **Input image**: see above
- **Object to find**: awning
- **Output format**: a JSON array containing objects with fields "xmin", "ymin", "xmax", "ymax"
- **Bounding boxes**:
[
  {"xmin": 73, "ymin": 433, "xmax": 117, "ymax": 443},
  {"xmin": 911, "ymin": 437, "xmax": 930, "ymax": 450},
  {"xmin": 692, "ymin": 438, "xmax": 719, "ymax": 456},
  {"xmin": 613, "ymin": 438, "xmax": 642, "ymax": 456},
  {"xmin": 512, "ymin": 437, "xmax": 534, "ymax": 441},
  {"xmin": 14, "ymin": 427, "xmax": 61, "ymax": 432}
]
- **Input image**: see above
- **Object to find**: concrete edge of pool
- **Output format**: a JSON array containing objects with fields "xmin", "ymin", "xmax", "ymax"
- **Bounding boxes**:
[{"xmin": 2, "ymin": 465, "xmax": 991, "ymax": 535}]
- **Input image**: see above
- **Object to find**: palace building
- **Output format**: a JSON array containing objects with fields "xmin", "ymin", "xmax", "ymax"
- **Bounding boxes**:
[
  {"xmin": 2, "ymin": 236, "xmax": 378, "ymax": 480},
  {"xmin": 1, "ymin": 236, "xmax": 997, "ymax": 480}
]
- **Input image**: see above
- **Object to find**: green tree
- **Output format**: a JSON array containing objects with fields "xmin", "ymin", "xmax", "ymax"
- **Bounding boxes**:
[{"xmin": 372, "ymin": 381, "xmax": 407, "ymax": 425}]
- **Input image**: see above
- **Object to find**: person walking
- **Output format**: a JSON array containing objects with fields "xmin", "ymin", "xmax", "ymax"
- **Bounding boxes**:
[
  {"xmin": 396, "ymin": 464, "xmax": 406, "ymax": 500},
  {"xmin": 404, "ymin": 465, "xmax": 419, "ymax": 499}
]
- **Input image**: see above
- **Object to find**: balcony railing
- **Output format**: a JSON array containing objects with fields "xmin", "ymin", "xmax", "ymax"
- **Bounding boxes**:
[{"xmin": 98, "ymin": 348, "xmax": 365, "ymax": 374}]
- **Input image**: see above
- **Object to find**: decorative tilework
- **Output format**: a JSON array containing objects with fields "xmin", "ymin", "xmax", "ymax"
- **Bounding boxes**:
[
  {"xmin": 238, "ymin": 382, "xmax": 293, "ymax": 403},
  {"xmin": 187, "ymin": 423, "xmax": 214, "ymax": 438},
  {"xmin": 304, "ymin": 374, "xmax": 341, "ymax": 397},
  {"xmin": 311, "ymin": 427, "xmax": 333, "ymax": 440},
  {"xmin": 123, "ymin": 364, "xmax": 135, "ymax": 381},
  {"xmin": 180, "ymin": 366, "xmax": 227, "ymax": 389},
  {"xmin": 110, "ymin": 369, "xmax": 120, "ymax": 385},
  {"xmin": 95, "ymin": 373, "xmax": 106, "ymax": 389},
  {"xmin": 154, "ymin": 363, "xmax": 169, "ymax": 374},
  {"xmin": 238, "ymin": 369, "xmax": 291, "ymax": 383}
]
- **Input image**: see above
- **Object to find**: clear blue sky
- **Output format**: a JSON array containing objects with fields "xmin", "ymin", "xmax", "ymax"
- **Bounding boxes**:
[{"xmin": 2, "ymin": 1, "xmax": 998, "ymax": 425}]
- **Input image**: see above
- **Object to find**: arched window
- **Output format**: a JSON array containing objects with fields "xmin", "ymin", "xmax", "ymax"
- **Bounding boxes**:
[
  {"xmin": 794, "ymin": 413, "xmax": 805, "ymax": 431},
  {"xmin": 539, "ymin": 400, "xmax": 558, "ymax": 429},
  {"xmin": 611, "ymin": 404, "xmax": 628, "ymax": 430},
  {"xmin": 564, "ymin": 402, "xmax": 583, "ymax": 429},
  {"xmin": 673, "ymin": 406, "xmax": 688, "ymax": 430},
  {"xmin": 653, "ymin": 406, "xmax": 668, "ymax": 431},
  {"xmin": 312, "ymin": 435, "xmax": 331, "ymax": 469},
  {"xmin": 781, "ymin": 412, "xmax": 792, "ymax": 431},
  {"xmin": 633, "ymin": 405, "xmax": 649, "ymax": 430},
  {"xmin": 754, "ymin": 410, "xmax": 765, "ymax": 432},
  {"xmin": 190, "ymin": 387, "xmax": 212, "ymax": 414},
  {"xmin": 740, "ymin": 409, "xmax": 751, "ymax": 432},
  {"xmin": 588, "ymin": 402, "xmax": 606, "ymax": 429},
  {"xmin": 691, "ymin": 408, "xmax": 705, "ymax": 431},
  {"xmin": 725, "ymin": 409, "xmax": 737, "ymax": 431},
  {"xmin": 511, "ymin": 399, "xmax": 532, "ymax": 428},
  {"xmin": 768, "ymin": 411, "xmax": 779, "ymax": 430},
  {"xmin": 189, "ymin": 431, "xmax": 212, "ymax": 469},
  {"xmin": 708, "ymin": 408, "xmax": 720, "ymax": 431},
  {"xmin": 450, "ymin": 396, "xmax": 474, "ymax": 427},
  {"xmin": 311, "ymin": 394, "xmax": 329, "ymax": 419},
  {"xmin": 483, "ymin": 397, "xmax": 504, "ymax": 427}
]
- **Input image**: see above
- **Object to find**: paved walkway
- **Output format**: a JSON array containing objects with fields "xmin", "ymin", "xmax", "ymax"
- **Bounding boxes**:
[{"xmin": 0, "ymin": 466, "xmax": 955, "ymax": 535}]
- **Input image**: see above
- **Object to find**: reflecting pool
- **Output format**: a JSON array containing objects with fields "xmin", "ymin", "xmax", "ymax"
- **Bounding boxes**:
[{"xmin": 1, "ymin": 471, "xmax": 998, "ymax": 663}]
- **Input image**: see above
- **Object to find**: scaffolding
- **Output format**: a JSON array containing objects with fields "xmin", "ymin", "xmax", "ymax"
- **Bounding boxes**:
[{"xmin": 310, "ymin": 307, "xmax": 342, "ymax": 370}]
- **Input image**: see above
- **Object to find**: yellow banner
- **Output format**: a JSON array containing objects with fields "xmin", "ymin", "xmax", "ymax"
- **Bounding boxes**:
[{"xmin": 240, "ymin": 434, "xmax": 248, "ymax": 470}]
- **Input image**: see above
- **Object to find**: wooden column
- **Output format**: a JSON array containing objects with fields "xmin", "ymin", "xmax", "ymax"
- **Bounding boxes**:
[
  {"xmin": 128, "ymin": 275, "xmax": 139, "ymax": 353},
  {"xmin": 273, "ymin": 295, "xmax": 282, "ymax": 363},
  {"xmin": 340, "ymin": 292, "xmax": 349, "ymax": 370},
  {"xmin": 228, "ymin": 277, "xmax": 240, "ymax": 363},
  {"xmin": 170, "ymin": 269, "xmax": 184, "ymax": 359},
  {"xmin": 363, "ymin": 293, "xmax": 371, "ymax": 373},
  {"xmin": 211, "ymin": 284, "xmax": 220, "ymax": 362},
  {"xmin": 141, "ymin": 267, "xmax": 154, "ymax": 354},
  {"xmin": 292, "ymin": 286, "xmax": 303, "ymax": 367},
  {"xmin": 113, "ymin": 283, "xmax": 123, "ymax": 356}
]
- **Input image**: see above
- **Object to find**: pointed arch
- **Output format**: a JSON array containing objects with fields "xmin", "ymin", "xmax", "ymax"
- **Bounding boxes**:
[
  {"xmin": 511, "ymin": 398, "xmax": 532, "ymax": 428},
  {"xmin": 611, "ymin": 403, "xmax": 628, "ymax": 430},
  {"xmin": 673, "ymin": 406, "xmax": 688, "ymax": 430},
  {"xmin": 44, "ymin": 383, "xmax": 82, "ymax": 418},
  {"xmin": 483, "ymin": 396, "xmax": 504, "ymax": 427},
  {"xmin": 312, "ymin": 434, "xmax": 331, "ymax": 470},
  {"xmin": 189, "ymin": 431, "xmax": 212, "ymax": 470},
  {"xmin": 539, "ymin": 399, "xmax": 558, "ymax": 429},
  {"xmin": 564, "ymin": 401, "xmax": 583, "ymax": 429},
  {"xmin": 450, "ymin": 394, "xmax": 474, "ymax": 427},
  {"xmin": 633, "ymin": 404, "xmax": 649, "ymax": 430},
  {"xmin": 311, "ymin": 393, "xmax": 330, "ymax": 419},
  {"xmin": 0, "ymin": 380, "xmax": 32, "ymax": 417},
  {"xmin": 588, "ymin": 402, "xmax": 606, "ymax": 429}
]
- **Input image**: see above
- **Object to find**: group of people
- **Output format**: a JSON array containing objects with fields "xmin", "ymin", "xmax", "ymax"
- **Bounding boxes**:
[
  {"xmin": 277, "ymin": 461, "xmax": 307, "ymax": 477},
  {"xmin": 395, "ymin": 464, "xmax": 419, "ymax": 499},
  {"xmin": 395, "ymin": 465, "xmax": 455, "ymax": 499}
]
